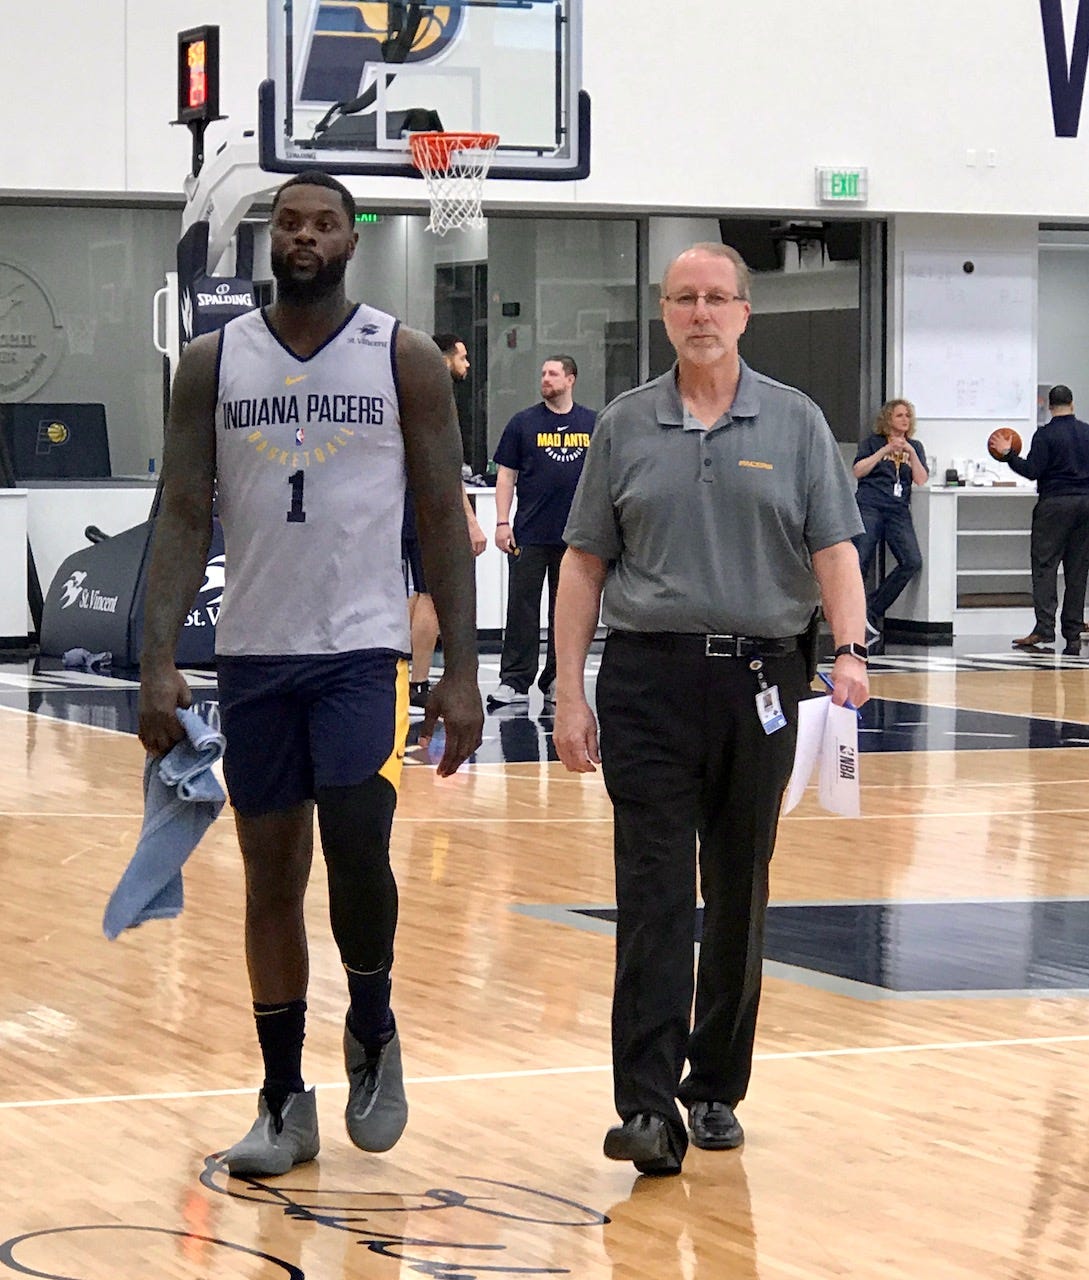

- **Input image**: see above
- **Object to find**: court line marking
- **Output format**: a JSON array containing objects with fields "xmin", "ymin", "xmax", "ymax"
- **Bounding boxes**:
[
  {"xmin": 4, "ymin": 1032, "xmax": 1089, "ymax": 1112},
  {"xmin": 6, "ymin": 805, "xmax": 1089, "ymax": 823}
]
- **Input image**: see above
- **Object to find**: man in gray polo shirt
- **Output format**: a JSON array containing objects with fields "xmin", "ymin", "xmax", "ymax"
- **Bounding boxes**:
[{"xmin": 554, "ymin": 241, "xmax": 869, "ymax": 1177}]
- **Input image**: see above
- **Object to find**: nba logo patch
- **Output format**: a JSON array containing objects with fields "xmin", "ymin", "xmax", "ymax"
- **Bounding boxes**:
[{"xmin": 295, "ymin": 427, "xmax": 305, "ymax": 445}]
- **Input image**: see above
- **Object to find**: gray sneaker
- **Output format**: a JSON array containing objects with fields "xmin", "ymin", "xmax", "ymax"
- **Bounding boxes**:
[
  {"xmin": 344, "ymin": 1023, "xmax": 408, "ymax": 1152},
  {"xmin": 222, "ymin": 1087, "xmax": 319, "ymax": 1177}
]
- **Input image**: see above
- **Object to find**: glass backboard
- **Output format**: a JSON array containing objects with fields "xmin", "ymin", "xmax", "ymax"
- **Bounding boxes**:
[{"xmin": 262, "ymin": 1, "xmax": 589, "ymax": 179}]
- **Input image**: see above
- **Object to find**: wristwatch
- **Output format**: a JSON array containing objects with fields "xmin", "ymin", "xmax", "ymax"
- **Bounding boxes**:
[{"xmin": 833, "ymin": 643, "xmax": 869, "ymax": 663}]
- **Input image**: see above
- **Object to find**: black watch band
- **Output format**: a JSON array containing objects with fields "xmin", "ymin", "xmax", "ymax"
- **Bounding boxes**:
[{"xmin": 833, "ymin": 642, "xmax": 869, "ymax": 663}]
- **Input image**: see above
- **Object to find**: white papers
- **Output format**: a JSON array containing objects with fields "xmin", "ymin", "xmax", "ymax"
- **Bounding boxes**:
[{"xmin": 782, "ymin": 697, "xmax": 860, "ymax": 817}]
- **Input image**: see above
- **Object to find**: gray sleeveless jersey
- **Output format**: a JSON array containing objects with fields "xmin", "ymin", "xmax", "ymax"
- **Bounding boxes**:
[{"xmin": 213, "ymin": 304, "xmax": 409, "ymax": 657}]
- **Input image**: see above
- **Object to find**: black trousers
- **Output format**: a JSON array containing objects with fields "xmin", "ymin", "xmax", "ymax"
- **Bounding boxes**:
[
  {"xmin": 596, "ymin": 632, "xmax": 807, "ymax": 1143},
  {"xmin": 853, "ymin": 503, "xmax": 923, "ymax": 621},
  {"xmin": 1030, "ymin": 494, "xmax": 1089, "ymax": 644},
  {"xmin": 498, "ymin": 543, "xmax": 564, "ymax": 694}
]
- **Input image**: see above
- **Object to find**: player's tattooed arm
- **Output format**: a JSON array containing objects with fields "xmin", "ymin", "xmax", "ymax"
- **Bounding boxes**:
[
  {"xmin": 137, "ymin": 332, "xmax": 219, "ymax": 754},
  {"xmin": 397, "ymin": 325, "xmax": 483, "ymax": 774}
]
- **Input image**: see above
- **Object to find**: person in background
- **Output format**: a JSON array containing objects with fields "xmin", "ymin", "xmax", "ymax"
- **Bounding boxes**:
[
  {"xmin": 993, "ymin": 384, "xmax": 1089, "ymax": 654},
  {"xmin": 852, "ymin": 399, "xmax": 928, "ymax": 638},
  {"xmin": 488, "ymin": 356, "xmax": 595, "ymax": 708},
  {"xmin": 404, "ymin": 333, "xmax": 487, "ymax": 713}
]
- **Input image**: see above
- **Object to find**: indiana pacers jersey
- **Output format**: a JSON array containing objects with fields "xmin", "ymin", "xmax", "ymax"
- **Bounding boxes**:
[{"xmin": 213, "ymin": 303, "xmax": 409, "ymax": 657}]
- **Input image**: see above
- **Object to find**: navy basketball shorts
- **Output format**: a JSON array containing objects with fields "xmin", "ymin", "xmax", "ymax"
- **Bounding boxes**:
[
  {"xmin": 216, "ymin": 649, "xmax": 410, "ymax": 816},
  {"xmin": 402, "ymin": 537, "xmax": 427, "ymax": 596}
]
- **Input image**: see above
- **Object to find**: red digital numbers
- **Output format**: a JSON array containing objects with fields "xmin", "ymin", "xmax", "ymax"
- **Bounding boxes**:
[{"xmin": 187, "ymin": 39, "xmax": 207, "ymax": 109}]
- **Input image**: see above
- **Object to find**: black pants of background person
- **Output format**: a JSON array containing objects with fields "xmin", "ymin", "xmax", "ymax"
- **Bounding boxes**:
[
  {"xmin": 498, "ymin": 543, "xmax": 564, "ymax": 694},
  {"xmin": 596, "ymin": 631, "xmax": 808, "ymax": 1154},
  {"xmin": 1029, "ymin": 493, "xmax": 1089, "ymax": 646},
  {"xmin": 853, "ymin": 503, "xmax": 922, "ymax": 622}
]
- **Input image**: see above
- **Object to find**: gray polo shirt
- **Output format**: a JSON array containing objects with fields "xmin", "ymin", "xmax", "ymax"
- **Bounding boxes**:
[{"xmin": 563, "ymin": 360, "xmax": 863, "ymax": 637}]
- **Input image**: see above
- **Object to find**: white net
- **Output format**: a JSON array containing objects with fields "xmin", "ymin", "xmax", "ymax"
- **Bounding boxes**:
[{"xmin": 409, "ymin": 132, "xmax": 500, "ymax": 236}]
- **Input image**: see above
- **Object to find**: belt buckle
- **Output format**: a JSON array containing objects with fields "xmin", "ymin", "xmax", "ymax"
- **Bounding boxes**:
[{"xmin": 705, "ymin": 634, "xmax": 740, "ymax": 658}]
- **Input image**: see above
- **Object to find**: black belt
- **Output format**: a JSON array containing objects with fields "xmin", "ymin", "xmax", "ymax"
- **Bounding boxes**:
[{"xmin": 611, "ymin": 631, "xmax": 800, "ymax": 658}]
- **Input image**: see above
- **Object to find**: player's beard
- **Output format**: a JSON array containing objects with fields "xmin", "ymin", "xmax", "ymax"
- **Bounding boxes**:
[{"xmin": 271, "ymin": 246, "xmax": 350, "ymax": 305}]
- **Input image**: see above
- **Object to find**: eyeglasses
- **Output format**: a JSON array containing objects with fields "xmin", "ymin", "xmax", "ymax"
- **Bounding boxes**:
[{"xmin": 661, "ymin": 291, "xmax": 746, "ymax": 311}]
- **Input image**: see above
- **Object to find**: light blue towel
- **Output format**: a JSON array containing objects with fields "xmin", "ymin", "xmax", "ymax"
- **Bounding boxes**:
[{"xmin": 103, "ymin": 707, "xmax": 226, "ymax": 940}]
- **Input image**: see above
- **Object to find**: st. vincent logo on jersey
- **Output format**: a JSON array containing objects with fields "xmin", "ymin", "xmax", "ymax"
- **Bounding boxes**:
[
  {"xmin": 349, "ymin": 321, "xmax": 387, "ymax": 348},
  {"xmin": 1041, "ymin": 0, "xmax": 1089, "ymax": 136},
  {"xmin": 299, "ymin": 3, "xmax": 467, "ymax": 106}
]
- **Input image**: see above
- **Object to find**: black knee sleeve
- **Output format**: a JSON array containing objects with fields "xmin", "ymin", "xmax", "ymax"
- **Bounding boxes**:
[{"xmin": 316, "ymin": 776, "xmax": 398, "ymax": 972}]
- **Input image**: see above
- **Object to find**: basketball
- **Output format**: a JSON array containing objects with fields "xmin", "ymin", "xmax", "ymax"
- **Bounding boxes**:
[{"xmin": 988, "ymin": 428, "xmax": 1022, "ymax": 460}]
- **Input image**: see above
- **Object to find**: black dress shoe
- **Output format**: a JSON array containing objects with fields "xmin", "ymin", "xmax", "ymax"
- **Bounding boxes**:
[
  {"xmin": 687, "ymin": 1101, "xmax": 744, "ymax": 1150},
  {"xmin": 1063, "ymin": 643, "xmax": 1082, "ymax": 656},
  {"xmin": 603, "ymin": 1112, "xmax": 683, "ymax": 1176}
]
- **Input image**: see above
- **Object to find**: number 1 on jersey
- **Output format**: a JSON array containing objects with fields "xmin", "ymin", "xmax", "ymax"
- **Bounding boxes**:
[{"xmin": 287, "ymin": 470, "xmax": 307, "ymax": 523}]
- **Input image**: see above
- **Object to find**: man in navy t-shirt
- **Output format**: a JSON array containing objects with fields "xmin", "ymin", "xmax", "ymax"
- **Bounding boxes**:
[{"xmin": 488, "ymin": 355, "xmax": 596, "ymax": 707}]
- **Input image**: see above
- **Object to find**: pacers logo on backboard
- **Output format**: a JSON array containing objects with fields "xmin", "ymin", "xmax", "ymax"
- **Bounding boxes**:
[{"xmin": 300, "ymin": 2, "xmax": 466, "ymax": 105}]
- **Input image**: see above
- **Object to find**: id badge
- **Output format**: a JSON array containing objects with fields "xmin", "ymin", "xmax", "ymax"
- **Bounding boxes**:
[
  {"xmin": 893, "ymin": 481, "xmax": 903, "ymax": 499},
  {"xmin": 756, "ymin": 684, "xmax": 788, "ymax": 735}
]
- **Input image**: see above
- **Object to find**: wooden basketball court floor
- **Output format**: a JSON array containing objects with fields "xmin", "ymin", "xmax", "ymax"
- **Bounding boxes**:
[{"xmin": 2, "ymin": 643, "xmax": 1089, "ymax": 1279}]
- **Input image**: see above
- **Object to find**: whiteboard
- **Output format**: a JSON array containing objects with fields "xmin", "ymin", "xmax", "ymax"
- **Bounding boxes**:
[{"xmin": 901, "ymin": 251, "xmax": 1034, "ymax": 419}]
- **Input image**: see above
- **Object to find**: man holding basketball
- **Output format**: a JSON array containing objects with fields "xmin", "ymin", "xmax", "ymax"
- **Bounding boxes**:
[{"xmin": 992, "ymin": 384, "xmax": 1089, "ymax": 655}]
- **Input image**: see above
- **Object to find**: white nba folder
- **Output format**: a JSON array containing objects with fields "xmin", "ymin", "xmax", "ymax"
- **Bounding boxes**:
[{"xmin": 782, "ymin": 697, "xmax": 861, "ymax": 818}]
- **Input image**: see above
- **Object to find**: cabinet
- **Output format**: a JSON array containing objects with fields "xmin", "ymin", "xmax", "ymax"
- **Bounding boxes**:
[
  {"xmin": 894, "ymin": 485, "xmax": 1040, "ymax": 638},
  {"xmin": 954, "ymin": 490, "xmax": 1038, "ymax": 608}
]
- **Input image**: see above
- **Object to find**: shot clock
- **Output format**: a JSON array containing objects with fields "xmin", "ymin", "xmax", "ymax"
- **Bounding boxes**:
[
  {"xmin": 176, "ymin": 26, "xmax": 220, "ymax": 123},
  {"xmin": 174, "ymin": 26, "xmax": 224, "ymax": 175}
]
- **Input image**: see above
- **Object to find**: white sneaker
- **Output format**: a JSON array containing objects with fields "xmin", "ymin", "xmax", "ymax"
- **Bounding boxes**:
[{"xmin": 487, "ymin": 683, "xmax": 529, "ymax": 706}]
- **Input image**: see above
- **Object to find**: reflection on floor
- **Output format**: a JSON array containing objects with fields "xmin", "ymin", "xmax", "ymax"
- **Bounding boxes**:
[
  {"xmin": 567, "ymin": 900, "xmax": 1089, "ymax": 996},
  {"xmin": 4, "ymin": 642, "xmax": 1089, "ymax": 762}
]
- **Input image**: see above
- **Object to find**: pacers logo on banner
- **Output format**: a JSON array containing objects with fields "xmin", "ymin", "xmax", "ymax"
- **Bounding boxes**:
[{"xmin": 300, "ymin": 3, "xmax": 466, "ymax": 105}]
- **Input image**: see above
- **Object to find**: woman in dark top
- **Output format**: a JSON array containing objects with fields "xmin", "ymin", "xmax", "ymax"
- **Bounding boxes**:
[{"xmin": 852, "ymin": 398, "xmax": 929, "ymax": 631}]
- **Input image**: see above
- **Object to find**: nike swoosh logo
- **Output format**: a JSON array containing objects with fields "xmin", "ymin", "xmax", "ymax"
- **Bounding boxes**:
[{"xmin": 285, "ymin": 374, "xmax": 308, "ymax": 386}]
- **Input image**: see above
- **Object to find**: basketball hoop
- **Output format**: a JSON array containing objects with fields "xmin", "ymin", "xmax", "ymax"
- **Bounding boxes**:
[{"xmin": 408, "ymin": 131, "xmax": 500, "ymax": 236}]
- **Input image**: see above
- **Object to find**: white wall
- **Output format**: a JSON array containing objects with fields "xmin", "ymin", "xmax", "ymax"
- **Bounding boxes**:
[
  {"xmin": 4, "ymin": 2, "xmax": 1089, "ymax": 216},
  {"xmin": 888, "ymin": 214, "xmax": 1040, "ymax": 478},
  {"xmin": 1038, "ymin": 239, "xmax": 1089, "ymax": 407}
]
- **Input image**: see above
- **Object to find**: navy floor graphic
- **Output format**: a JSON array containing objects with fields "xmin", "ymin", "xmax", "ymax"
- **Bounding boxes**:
[
  {"xmin": 4, "ymin": 675, "xmax": 1089, "ymax": 761},
  {"xmin": 574, "ymin": 901, "xmax": 1089, "ymax": 994}
]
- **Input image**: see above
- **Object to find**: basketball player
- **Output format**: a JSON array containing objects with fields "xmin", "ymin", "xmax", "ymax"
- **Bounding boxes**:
[{"xmin": 137, "ymin": 171, "xmax": 483, "ymax": 1176}]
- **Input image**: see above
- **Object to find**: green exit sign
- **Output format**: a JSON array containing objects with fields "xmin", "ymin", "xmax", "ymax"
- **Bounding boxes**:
[
  {"xmin": 816, "ymin": 166, "xmax": 868, "ymax": 205},
  {"xmin": 355, "ymin": 212, "xmax": 382, "ymax": 224}
]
